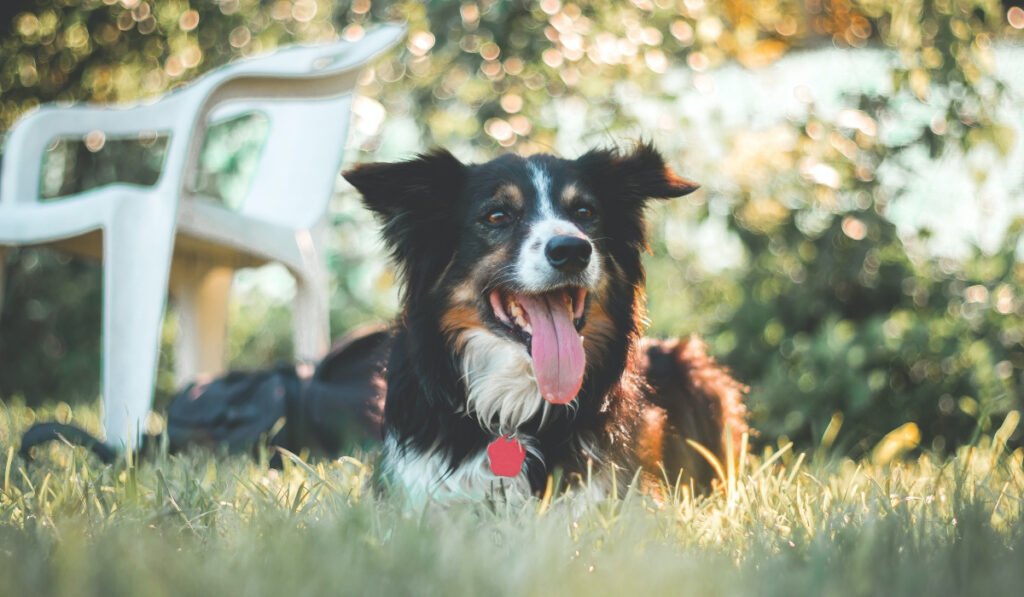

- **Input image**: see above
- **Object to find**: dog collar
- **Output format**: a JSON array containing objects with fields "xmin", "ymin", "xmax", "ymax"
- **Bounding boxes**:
[{"xmin": 487, "ymin": 435, "xmax": 526, "ymax": 477}]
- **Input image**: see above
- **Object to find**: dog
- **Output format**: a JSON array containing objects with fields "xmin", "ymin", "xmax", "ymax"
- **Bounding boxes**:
[{"xmin": 343, "ymin": 143, "xmax": 747, "ymax": 504}]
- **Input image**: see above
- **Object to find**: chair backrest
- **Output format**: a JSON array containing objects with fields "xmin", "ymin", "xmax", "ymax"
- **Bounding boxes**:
[
  {"xmin": 177, "ymin": 26, "xmax": 403, "ymax": 229},
  {"xmin": 194, "ymin": 94, "xmax": 353, "ymax": 230},
  {"xmin": 212, "ymin": 27, "xmax": 403, "ymax": 81}
]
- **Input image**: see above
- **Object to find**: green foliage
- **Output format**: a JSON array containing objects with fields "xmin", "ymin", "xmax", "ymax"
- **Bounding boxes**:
[
  {"xmin": 717, "ymin": 197, "xmax": 1024, "ymax": 454},
  {"xmin": 674, "ymin": 0, "xmax": 1024, "ymax": 455},
  {"xmin": 0, "ymin": 249, "xmax": 101, "ymax": 404}
]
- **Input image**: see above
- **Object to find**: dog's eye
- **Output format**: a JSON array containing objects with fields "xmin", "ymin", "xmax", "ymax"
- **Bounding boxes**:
[
  {"xmin": 574, "ymin": 206, "xmax": 595, "ymax": 219},
  {"xmin": 486, "ymin": 210, "xmax": 511, "ymax": 225}
]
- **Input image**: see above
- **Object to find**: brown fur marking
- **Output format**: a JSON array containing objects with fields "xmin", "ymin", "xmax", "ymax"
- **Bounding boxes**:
[
  {"xmin": 495, "ymin": 183, "xmax": 524, "ymax": 208},
  {"xmin": 441, "ymin": 305, "xmax": 484, "ymax": 353},
  {"xmin": 581, "ymin": 301, "xmax": 617, "ymax": 366},
  {"xmin": 635, "ymin": 405, "xmax": 667, "ymax": 474}
]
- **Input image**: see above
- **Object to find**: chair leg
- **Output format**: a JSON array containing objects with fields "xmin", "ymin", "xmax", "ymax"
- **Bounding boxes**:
[
  {"xmin": 292, "ymin": 263, "xmax": 330, "ymax": 363},
  {"xmin": 169, "ymin": 261, "xmax": 232, "ymax": 388},
  {"xmin": 291, "ymin": 224, "xmax": 330, "ymax": 363},
  {"xmin": 100, "ymin": 199, "xmax": 176, "ymax": 449}
]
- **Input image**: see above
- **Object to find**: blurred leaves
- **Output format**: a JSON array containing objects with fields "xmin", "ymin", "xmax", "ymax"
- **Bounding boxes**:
[{"xmin": 0, "ymin": 248, "xmax": 101, "ymax": 403}]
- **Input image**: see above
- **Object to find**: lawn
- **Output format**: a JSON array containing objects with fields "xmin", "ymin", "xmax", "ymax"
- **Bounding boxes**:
[{"xmin": 2, "ymin": 402, "xmax": 1023, "ymax": 597}]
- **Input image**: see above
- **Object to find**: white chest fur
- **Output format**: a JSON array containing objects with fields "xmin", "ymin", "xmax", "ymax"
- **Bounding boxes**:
[
  {"xmin": 382, "ymin": 435, "xmax": 538, "ymax": 506},
  {"xmin": 460, "ymin": 328, "xmax": 562, "ymax": 433}
]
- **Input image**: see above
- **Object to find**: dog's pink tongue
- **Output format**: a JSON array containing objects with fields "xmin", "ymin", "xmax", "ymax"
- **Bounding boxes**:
[{"xmin": 516, "ymin": 291, "xmax": 585, "ymax": 404}]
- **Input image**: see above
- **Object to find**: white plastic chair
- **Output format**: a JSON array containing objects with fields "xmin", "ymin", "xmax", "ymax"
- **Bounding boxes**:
[{"xmin": 0, "ymin": 24, "xmax": 404, "ymax": 449}]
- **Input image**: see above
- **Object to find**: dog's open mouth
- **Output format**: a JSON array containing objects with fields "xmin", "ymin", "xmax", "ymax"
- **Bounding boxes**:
[{"xmin": 489, "ymin": 287, "xmax": 587, "ymax": 405}]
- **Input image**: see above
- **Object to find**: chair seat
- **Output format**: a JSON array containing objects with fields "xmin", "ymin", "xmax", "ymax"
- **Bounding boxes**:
[{"xmin": 175, "ymin": 196, "xmax": 308, "ymax": 272}]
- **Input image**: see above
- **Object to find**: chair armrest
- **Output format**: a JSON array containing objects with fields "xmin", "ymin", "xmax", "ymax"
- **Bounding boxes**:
[
  {"xmin": 1, "ymin": 94, "xmax": 202, "ymax": 204},
  {"xmin": 0, "ymin": 185, "xmax": 155, "ymax": 244}
]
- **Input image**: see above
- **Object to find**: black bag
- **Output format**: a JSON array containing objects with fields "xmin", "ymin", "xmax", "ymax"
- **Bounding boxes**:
[
  {"xmin": 164, "ymin": 364, "xmax": 299, "ymax": 455},
  {"xmin": 19, "ymin": 326, "xmax": 391, "ymax": 465}
]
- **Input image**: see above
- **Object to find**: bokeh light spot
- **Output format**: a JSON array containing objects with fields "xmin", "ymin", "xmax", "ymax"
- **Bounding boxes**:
[
  {"xmin": 179, "ymin": 10, "xmax": 200, "ymax": 32},
  {"xmin": 352, "ymin": 0, "xmax": 372, "ymax": 15},
  {"xmin": 229, "ymin": 26, "xmax": 251, "ymax": 48},
  {"xmin": 292, "ymin": 0, "xmax": 318, "ymax": 23},
  {"xmin": 84, "ymin": 130, "xmax": 106, "ymax": 152},
  {"xmin": 841, "ymin": 216, "xmax": 866, "ymax": 240},
  {"xmin": 480, "ymin": 42, "xmax": 500, "ymax": 61},
  {"xmin": 500, "ymin": 93, "xmax": 523, "ymax": 113},
  {"xmin": 1010, "ymin": 7, "xmax": 1024, "ymax": 29},
  {"xmin": 542, "ymin": 48, "xmax": 564, "ymax": 68},
  {"xmin": 540, "ymin": 0, "xmax": 561, "ymax": 16},
  {"xmin": 485, "ymin": 118, "xmax": 514, "ymax": 142},
  {"xmin": 343, "ymin": 25, "xmax": 365, "ymax": 42},
  {"xmin": 408, "ymin": 31, "xmax": 436, "ymax": 56}
]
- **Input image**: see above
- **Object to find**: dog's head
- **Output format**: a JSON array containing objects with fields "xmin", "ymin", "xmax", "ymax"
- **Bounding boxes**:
[{"xmin": 344, "ymin": 144, "xmax": 697, "ymax": 410}]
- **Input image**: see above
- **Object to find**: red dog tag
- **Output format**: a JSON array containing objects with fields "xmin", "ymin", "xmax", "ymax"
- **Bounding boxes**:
[{"xmin": 487, "ymin": 435, "xmax": 526, "ymax": 477}]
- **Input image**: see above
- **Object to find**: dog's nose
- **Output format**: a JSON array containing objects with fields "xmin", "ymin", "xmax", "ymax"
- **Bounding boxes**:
[{"xmin": 545, "ymin": 235, "xmax": 592, "ymax": 272}]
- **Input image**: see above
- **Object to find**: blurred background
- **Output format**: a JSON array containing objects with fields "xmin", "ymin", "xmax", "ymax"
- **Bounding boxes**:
[{"xmin": 1, "ymin": 0, "xmax": 1024, "ymax": 458}]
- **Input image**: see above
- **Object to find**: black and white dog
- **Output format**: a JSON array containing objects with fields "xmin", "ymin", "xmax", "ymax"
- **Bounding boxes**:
[{"xmin": 344, "ymin": 144, "xmax": 746, "ymax": 504}]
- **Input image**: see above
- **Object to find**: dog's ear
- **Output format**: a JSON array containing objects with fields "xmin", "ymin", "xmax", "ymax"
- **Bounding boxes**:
[
  {"xmin": 344, "ymin": 150, "xmax": 467, "ymax": 290},
  {"xmin": 576, "ymin": 142, "xmax": 698, "ymax": 202},
  {"xmin": 576, "ymin": 143, "xmax": 697, "ymax": 251},
  {"xmin": 343, "ymin": 149, "xmax": 466, "ymax": 220}
]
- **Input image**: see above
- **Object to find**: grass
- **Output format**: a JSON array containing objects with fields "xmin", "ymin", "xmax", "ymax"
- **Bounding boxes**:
[{"xmin": 2, "ymin": 401, "xmax": 1023, "ymax": 597}]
